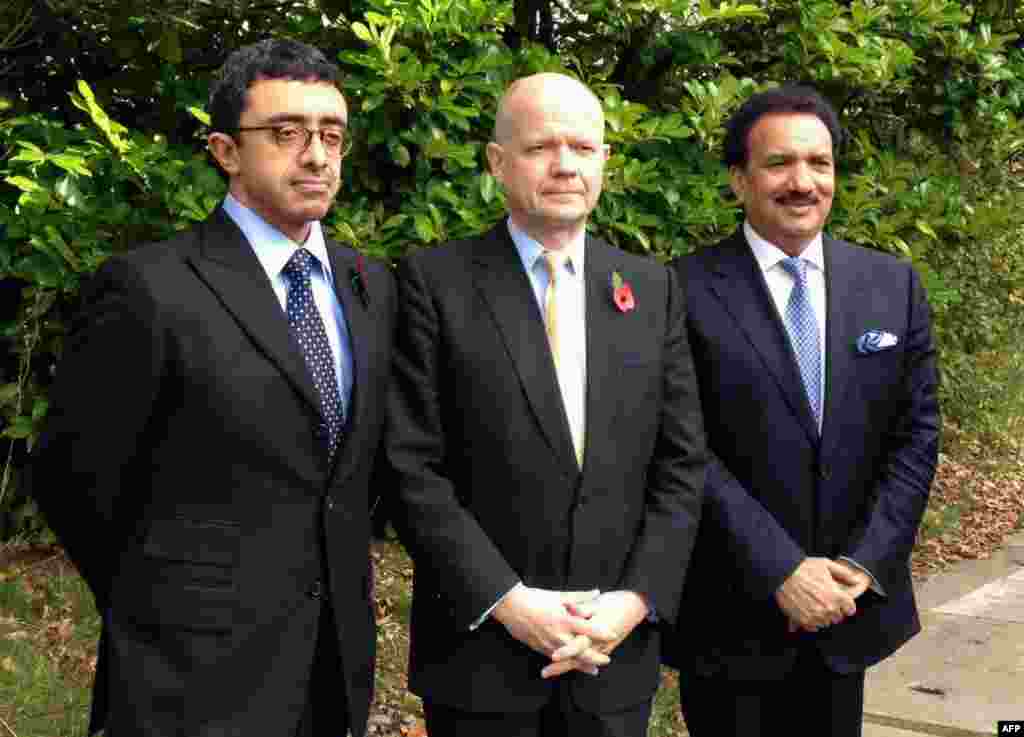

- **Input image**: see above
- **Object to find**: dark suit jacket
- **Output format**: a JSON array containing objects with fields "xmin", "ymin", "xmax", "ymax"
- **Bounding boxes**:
[
  {"xmin": 663, "ymin": 230, "xmax": 940, "ymax": 681},
  {"xmin": 31, "ymin": 208, "xmax": 395, "ymax": 737},
  {"xmin": 386, "ymin": 223, "xmax": 706, "ymax": 713}
]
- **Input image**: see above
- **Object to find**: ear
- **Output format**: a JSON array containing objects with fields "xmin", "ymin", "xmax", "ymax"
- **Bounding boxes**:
[
  {"xmin": 728, "ymin": 165, "xmax": 746, "ymax": 203},
  {"xmin": 208, "ymin": 132, "xmax": 241, "ymax": 177},
  {"xmin": 485, "ymin": 141, "xmax": 505, "ymax": 181}
]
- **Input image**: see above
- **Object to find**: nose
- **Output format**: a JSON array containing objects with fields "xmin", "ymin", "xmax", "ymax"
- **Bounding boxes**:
[
  {"xmin": 788, "ymin": 161, "xmax": 813, "ymax": 191},
  {"xmin": 552, "ymin": 144, "xmax": 578, "ymax": 175},
  {"xmin": 302, "ymin": 132, "xmax": 329, "ymax": 167}
]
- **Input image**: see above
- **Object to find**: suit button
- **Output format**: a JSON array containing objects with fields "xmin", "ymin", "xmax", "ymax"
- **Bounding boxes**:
[
  {"xmin": 819, "ymin": 466, "xmax": 832, "ymax": 481},
  {"xmin": 578, "ymin": 494, "xmax": 588, "ymax": 506},
  {"xmin": 325, "ymin": 497, "xmax": 336, "ymax": 511},
  {"xmin": 307, "ymin": 580, "xmax": 323, "ymax": 600}
]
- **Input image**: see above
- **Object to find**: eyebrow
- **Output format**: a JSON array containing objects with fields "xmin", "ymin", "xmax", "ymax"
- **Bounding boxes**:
[{"xmin": 262, "ymin": 113, "xmax": 348, "ymax": 128}]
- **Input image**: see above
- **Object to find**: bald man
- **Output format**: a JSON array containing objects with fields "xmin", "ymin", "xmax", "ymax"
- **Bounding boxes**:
[{"xmin": 386, "ymin": 73, "xmax": 706, "ymax": 736}]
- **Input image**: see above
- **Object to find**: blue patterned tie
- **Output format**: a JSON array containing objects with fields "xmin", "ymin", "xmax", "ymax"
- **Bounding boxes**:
[
  {"xmin": 780, "ymin": 257, "xmax": 822, "ymax": 429},
  {"xmin": 283, "ymin": 249, "xmax": 345, "ymax": 461}
]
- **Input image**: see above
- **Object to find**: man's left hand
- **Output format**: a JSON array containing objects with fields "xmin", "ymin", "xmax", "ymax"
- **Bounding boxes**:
[
  {"xmin": 788, "ymin": 561, "xmax": 872, "ymax": 633},
  {"xmin": 541, "ymin": 590, "xmax": 649, "ymax": 678},
  {"xmin": 830, "ymin": 559, "xmax": 871, "ymax": 599}
]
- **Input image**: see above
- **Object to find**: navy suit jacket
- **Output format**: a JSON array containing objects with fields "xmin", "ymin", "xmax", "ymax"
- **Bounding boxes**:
[{"xmin": 663, "ymin": 229, "xmax": 939, "ymax": 680}]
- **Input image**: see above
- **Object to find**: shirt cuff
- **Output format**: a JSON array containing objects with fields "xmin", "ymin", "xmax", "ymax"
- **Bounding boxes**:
[
  {"xmin": 469, "ymin": 581, "xmax": 523, "ymax": 630},
  {"xmin": 839, "ymin": 557, "xmax": 887, "ymax": 597}
]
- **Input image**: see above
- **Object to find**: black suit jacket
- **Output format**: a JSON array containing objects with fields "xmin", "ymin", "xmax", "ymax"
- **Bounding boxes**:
[
  {"xmin": 386, "ymin": 223, "xmax": 705, "ymax": 713},
  {"xmin": 31, "ymin": 208, "xmax": 395, "ymax": 736},
  {"xmin": 663, "ymin": 230, "xmax": 940, "ymax": 680}
]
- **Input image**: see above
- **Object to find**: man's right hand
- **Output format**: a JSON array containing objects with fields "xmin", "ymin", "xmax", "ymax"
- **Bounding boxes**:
[
  {"xmin": 775, "ymin": 557, "xmax": 857, "ymax": 632},
  {"xmin": 492, "ymin": 584, "xmax": 613, "ymax": 674}
]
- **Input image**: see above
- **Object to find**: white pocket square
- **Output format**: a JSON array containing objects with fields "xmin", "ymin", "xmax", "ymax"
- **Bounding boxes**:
[{"xmin": 856, "ymin": 330, "xmax": 899, "ymax": 354}]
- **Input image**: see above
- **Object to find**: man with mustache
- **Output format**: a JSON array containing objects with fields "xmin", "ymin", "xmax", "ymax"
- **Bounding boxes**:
[
  {"xmin": 32, "ymin": 39, "xmax": 394, "ymax": 736},
  {"xmin": 387, "ymin": 72, "xmax": 705, "ymax": 735},
  {"xmin": 663, "ymin": 84, "xmax": 940, "ymax": 736}
]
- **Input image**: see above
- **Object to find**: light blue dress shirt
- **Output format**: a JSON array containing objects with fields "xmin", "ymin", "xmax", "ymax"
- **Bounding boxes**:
[{"xmin": 222, "ymin": 194, "xmax": 353, "ymax": 421}]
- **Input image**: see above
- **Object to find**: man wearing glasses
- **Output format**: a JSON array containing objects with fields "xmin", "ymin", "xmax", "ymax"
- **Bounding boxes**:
[{"xmin": 32, "ymin": 39, "xmax": 394, "ymax": 737}]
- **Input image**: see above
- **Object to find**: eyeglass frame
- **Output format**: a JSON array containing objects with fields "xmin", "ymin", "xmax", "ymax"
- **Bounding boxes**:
[{"xmin": 234, "ymin": 124, "xmax": 353, "ymax": 158}]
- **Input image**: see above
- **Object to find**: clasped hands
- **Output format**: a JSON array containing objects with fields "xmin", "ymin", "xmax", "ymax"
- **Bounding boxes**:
[
  {"xmin": 775, "ymin": 557, "xmax": 872, "ymax": 633},
  {"xmin": 492, "ymin": 584, "xmax": 649, "ymax": 679}
]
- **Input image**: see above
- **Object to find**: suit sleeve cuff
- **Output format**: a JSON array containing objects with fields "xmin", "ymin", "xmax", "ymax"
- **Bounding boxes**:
[
  {"xmin": 839, "ymin": 556, "xmax": 887, "ymax": 597},
  {"xmin": 469, "ymin": 581, "xmax": 523, "ymax": 630}
]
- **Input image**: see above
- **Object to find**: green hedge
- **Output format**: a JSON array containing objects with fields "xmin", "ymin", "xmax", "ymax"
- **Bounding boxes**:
[{"xmin": 2, "ymin": 0, "xmax": 1024, "ymax": 537}]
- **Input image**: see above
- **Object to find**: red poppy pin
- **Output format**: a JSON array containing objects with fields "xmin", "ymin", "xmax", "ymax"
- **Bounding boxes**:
[
  {"xmin": 611, "ymin": 271, "xmax": 635, "ymax": 313},
  {"xmin": 349, "ymin": 253, "xmax": 370, "ymax": 307}
]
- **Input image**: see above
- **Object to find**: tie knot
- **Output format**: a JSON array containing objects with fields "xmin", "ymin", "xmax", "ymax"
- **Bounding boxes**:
[
  {"xmin": 542, "ymin": 251, "xmax": 568, "ymax": 282},
  {"xmin": 283, "ymin": 248, "xmax": 316, "ymax": 283},
  {"xmin": 780, "ymin": 256, "xmax": 808, "ymax": 285}
]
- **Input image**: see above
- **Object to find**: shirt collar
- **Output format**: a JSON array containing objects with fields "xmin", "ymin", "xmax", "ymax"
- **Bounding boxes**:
[
  {"xmin": 222, "ymin": 192, "xmax": 333, "ymax": 279},
  {"xmin": 506, "ymin": 217, "xmax": 586, "ymax": 277},
  {"xmin": 744, "ymin": 220, "xmax": 824, "ymax": 275}
]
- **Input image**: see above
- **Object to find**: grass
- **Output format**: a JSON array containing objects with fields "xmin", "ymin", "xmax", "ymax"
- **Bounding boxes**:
[{"xmin": 0, "ymin": 549, "xmax": 98, "ymax": 737}]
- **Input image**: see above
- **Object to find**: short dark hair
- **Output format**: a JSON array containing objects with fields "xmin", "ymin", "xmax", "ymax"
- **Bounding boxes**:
[
  {"xmin": 208, "ymin": 39, "xmax": 341, "ymax": 134},
  {"xmin": 723, "ymin": 84, "xmax": 842, "ymax": 169}
]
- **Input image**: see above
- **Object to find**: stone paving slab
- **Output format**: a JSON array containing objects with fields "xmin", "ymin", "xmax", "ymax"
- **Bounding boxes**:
[
  {"xmin": 864, "ymin": 531, "xmax": 1024, "ymax": 736},
  {"xmin": 863, "ymin": 720, "xmax": 941, "ymax": 737},
  {"xmin": 933, "ymin": 567, "xmax": 1024, "ymax": 623}
]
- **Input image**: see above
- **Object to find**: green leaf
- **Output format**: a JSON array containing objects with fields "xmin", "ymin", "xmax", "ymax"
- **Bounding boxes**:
[
  {"xmin": 333, "ymin": 222, "xmax": 358, "ymax": 244},
  {"xmin": 188, "ymin": 106, "xmax": 211, "ymax": 126},
  {"xmin": 391, "ymin": 143, "xmax": 412, "ymax": 167},
  {"xmin": 413, "ymin": 213, "xmax": 436, "ymax": 242},
  {"xmin": 1, "ymin": 416, "xmax": 34, "ymax": 440},
  {"xmin": 352, "ymin": 22, "xmax": 374, "ymax": 44},
  {"xmin": 479, "ymin": 172, "xmax": 496, "ymax": 203},
  {"xmin": 382, "ymin": 214, "xmax": 408, "ymax": 229},
  {"xmin": 51, "ymin": 154, "xmax": 92, "ymax": 177},
  {"xmin": 10, "ymin": 142, "xmax": 46, "ymax": 164},
  {"xmin": 71, "ymin": 80, "xmax": 130, "ymax": 154},
  {"xmin": 157, "ymin": 29, "xmax": 183, "ymax": 64},
  {"xmin": 31, "ymin": 397, "xmax": 49, "ymax": 422},
  {"xmin": 15, "ymin": 252, "xmax": 64, "ymax": 288},
  {"xmin": 0, "ymin": 383, "xmax": 21, "ymax": 408},
  {"xmin": 915, "ymin": 220, "xmax": 938, "ymax": 240},
  {"xmin": 4, "ymin": 176, "xmax": 44, "ymax": 193},
  {"xmin": 54, "ymin": 176, "xmax": 86, "ymax": 209}
]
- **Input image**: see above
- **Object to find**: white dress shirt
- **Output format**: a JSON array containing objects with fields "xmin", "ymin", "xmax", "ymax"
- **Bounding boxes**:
[
  {"xmin": 745, "ymin": 221, "xmax": 825, "ymax": 431},
  {"xmin": 222, "ymin": 193, "xmax": 353, "ymax": 419}
]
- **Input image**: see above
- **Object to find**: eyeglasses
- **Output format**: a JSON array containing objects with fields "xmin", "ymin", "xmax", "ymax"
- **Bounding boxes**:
[{"xmin": 235, "ymin": 124, "xmax": 353, "ymax": 158}]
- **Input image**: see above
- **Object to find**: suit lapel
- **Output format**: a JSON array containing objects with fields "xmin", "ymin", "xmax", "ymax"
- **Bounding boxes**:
[
  {"xmin": 187, "ymin": 209, "xmax": 321, "ymax": 415},
  {"xmin": 326, "ymin": 246, "xmax": 371, "ymax": 480},
  {"xmin": 821, "ymin": 237, "xmax": 864, "ymax": 449},
  {"xmin": 581, "ymin": 236, "xmax": 619, "ymax": 475},
  {"xmin": 707, "ymin": 231, "xmax": 820, "ymax": 446},
  {"xmin": 471, "ymin": 225, "xmax": 580, "ymax": 480}
]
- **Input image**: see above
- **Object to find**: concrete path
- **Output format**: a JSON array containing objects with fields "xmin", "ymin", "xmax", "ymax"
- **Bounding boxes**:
[{"xmin": 863, "ymin": 530, "xmax": 1024, "ymax": 737}]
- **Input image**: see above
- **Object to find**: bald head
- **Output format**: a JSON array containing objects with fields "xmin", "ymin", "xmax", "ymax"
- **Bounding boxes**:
[
  {"xmin": 493, "ymin": 73, "xmax": 605, "ymax": 144},
  {"xmin": 485, "ymin": 72, "xmax": 609, "ymax": 248}
]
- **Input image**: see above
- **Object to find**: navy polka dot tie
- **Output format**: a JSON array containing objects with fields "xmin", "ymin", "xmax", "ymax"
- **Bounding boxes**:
[{"xmin": 283, "ymin": 248, "xmax": 345, "ymax": 461}]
